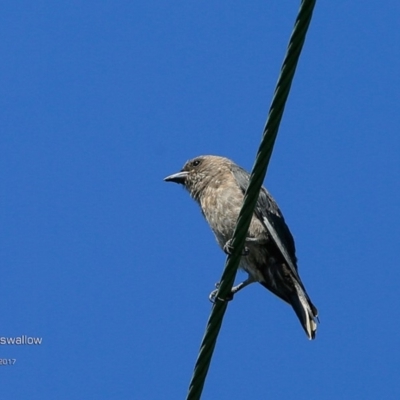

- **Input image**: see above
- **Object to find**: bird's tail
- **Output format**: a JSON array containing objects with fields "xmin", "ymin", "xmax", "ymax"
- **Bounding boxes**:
[
  {"xmin": 260, "ymin": 263, "xmax": 318, "ymax": 339},
  {"xmin": 289, "ymin": 279, "xmax": 318, "ymax": 340}
]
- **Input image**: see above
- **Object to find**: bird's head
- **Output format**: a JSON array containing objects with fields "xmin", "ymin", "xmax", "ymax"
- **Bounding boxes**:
[{"xmin": 164, "ymin": 155, "xmax": 230, "ymax": 200}]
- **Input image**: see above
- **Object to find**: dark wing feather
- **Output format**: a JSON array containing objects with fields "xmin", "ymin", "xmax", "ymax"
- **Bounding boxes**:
[
  {"xmin": 230, "ymin": 163, "xmax": 318, "ymax": 328},
  {"xmin": 230, "ymin": 164, "xmax": 297, "ymax": 267}
]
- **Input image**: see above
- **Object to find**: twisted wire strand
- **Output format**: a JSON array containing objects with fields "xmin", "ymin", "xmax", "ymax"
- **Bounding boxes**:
[{"xmin": 186, "ymin": 1, "xmax": 316, "ymax": 398}]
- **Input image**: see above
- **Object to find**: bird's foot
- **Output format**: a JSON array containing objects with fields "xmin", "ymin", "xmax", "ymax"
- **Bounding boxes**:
[
  {"xmin": 208, "ymin": 282, "xmax": 234, "ymax": 303},
  {"xmin": 223, "ymin": 239, "xmax": 250, "ymax": 256}
]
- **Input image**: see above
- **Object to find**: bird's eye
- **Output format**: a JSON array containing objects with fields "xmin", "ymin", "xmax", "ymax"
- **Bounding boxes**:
[{"xmin": 192, "ymin": 159, "xmax": 201, "ymax": 167}]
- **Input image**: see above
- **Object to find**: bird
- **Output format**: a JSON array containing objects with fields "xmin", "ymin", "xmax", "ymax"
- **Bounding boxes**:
[{"xmin": 164, "ymin": 155, "xmax": 318, "ymax": 339}]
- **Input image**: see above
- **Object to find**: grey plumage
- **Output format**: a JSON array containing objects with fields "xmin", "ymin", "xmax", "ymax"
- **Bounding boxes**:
[{"xmin": 164, "ymin": 155, "xmax": 318, "ymax": 339}]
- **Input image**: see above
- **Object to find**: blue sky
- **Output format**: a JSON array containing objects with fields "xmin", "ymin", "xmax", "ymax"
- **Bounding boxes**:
[{"xmin": 1, "ymin": 1, "xmax": 400, "ymax": 399}]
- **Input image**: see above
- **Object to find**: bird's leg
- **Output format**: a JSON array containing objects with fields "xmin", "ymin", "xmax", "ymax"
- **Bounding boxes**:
[
  {"xmin": 244, "ymin": 236, "xmax": 268, "ymax": 245},
  {"xmin": 223, "ymin": 239, "xmax": 250, "ymax": 256},
  {"xmin": 231, "ymin": 274, "xmax": 256, "ymax": 295},
  {"xmin": 223, "ymin": 236, "xmax": 268, "ymax": 256},
  {"xmin": 208, "ymin": 275, "xmax": 256, "ymax": 303}
]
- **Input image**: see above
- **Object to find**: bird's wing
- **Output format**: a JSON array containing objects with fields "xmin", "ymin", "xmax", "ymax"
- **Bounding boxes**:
[
  {"xmin": 230, "ymin": 164, "xmax": 317, "ymax": 324},
  {"xmin": 230, "ymin": 164, "xmax": 297, "ymax": 268}
]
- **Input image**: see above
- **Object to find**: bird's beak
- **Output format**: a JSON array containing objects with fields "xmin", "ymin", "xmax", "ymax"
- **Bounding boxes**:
[{"xmin": 164, "ymin": 171, "xmax": 189, "ymax": 185}]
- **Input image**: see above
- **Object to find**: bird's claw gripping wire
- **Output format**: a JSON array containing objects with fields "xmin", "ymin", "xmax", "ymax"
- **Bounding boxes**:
[
  {"xmin": 208, "ymin": 282, "xmax": 234, "ymax": 303},
  {"xmin": 223, "ymin": 239, "xmax": 250, "ymax": 256},
  {"xmin": 208, "ymin": 275, "xmax": 257, "ymax": 303}
]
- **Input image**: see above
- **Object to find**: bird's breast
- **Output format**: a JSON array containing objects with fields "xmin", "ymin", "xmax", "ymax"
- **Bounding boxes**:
[{"xmin": 200, "ymin": 184, "xmax": 244, "ymax": 248}]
